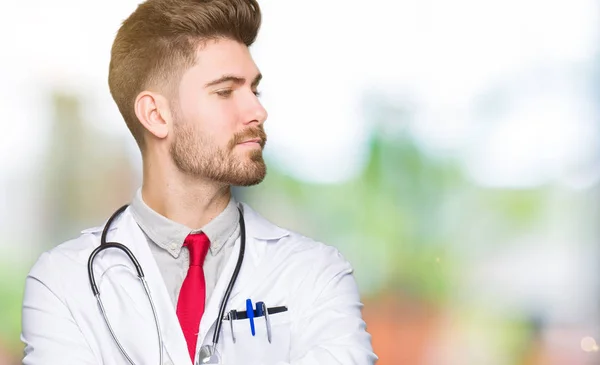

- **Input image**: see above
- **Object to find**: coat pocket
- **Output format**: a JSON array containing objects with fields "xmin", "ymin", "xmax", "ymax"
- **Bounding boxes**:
[{"xmin": 220, "ymin": 311, "xmax": 291, "ymax": 365}]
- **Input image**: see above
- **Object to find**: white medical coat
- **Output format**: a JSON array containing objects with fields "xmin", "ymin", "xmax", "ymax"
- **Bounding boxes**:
[{"xmin": 21, "ymin": 203, "xmax": 377, "ymax": 364}]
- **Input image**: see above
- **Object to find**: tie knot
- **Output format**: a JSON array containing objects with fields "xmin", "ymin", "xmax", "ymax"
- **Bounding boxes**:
[{"xmin": 184, "ymin": 232, "xmax": 210, "ymax": 266}]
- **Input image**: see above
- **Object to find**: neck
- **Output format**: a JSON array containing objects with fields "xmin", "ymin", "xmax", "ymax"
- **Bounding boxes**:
[{"xmin": 141, "ymin": 156, "xmax": 231, "ymax": 230}]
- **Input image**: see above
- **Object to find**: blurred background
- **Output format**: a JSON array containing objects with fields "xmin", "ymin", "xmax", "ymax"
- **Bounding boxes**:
[{"xmin": 1, "ymin": 0, "xmax": 599, "ymax": 364}]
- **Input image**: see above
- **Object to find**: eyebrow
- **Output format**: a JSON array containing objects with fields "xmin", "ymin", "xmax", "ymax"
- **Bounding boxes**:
[{"xmin": 204, "ymin": 73, "xmax": 262, "ymax": 88}]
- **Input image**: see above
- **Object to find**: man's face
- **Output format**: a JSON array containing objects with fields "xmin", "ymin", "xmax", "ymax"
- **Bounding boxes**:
[{"xmin": 169, "ymin": 38, "xmax": 268, "ymax": 186}]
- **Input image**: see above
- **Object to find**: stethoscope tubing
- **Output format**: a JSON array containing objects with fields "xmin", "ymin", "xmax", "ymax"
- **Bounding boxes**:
[{"xmin": 87, "ymin": 204, "xmax": 245, "ymax": 365}]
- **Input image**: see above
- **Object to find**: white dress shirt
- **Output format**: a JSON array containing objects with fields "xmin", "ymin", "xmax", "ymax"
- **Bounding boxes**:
[{"xmin": 129, "ymin": 189, "xmax": 240, "ymax": 308}]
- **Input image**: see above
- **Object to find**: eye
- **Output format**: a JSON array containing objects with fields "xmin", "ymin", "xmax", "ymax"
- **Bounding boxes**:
[
  {"xmin": 253, "ymin": 90, "xmax": 262, "ymax": 97},
  {"xmin": 216, "ymin": 89, "xmax": 233, "ymax": 98}
]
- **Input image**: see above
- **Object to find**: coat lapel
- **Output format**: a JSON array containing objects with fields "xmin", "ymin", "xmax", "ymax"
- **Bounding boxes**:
[
  {"xmin": 197, "ymin": 203, "xmax": 290, "ymax": 346},
  {"xmin": 197, "ymin": 234, "xmax": 242, "ymax": 344},
  {"xmin": 229, "ymin": 203, "xmax": 290, "ymax": 301},
  {"xmin": 97, "ymin": 208, "xmax": 192, "ymax": 365}
]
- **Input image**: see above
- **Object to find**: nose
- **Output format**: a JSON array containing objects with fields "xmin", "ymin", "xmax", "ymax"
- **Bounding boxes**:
[{"xmin": 244, "ymin": 93, "xmax": 268, "ymax": 126}]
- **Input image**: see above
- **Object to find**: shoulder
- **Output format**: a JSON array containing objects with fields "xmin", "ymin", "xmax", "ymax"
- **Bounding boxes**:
[
  {"xmin": 23, "ymin": 232, "xmax": 100, "ymax": 314},
  {"xmin": 248, "ymin": 212, "xmax": 362, "ymax": 312},
  {"xmin": 27, "ymin": 226, "xmax": 103, "ymax": 282},
  {"xmin": 28, "ymin": 206, "xmax": 132, "ymax": 280},
  {"xmin": 242, "ymin": 202, "xmax": 352, "ymax": 273},
  {"xmin": 283, "ymin": 230, "xmax": 348, "ymax": 262},
  {"xmin": 280, "ymin": 230, "xmax": 354, "ymax": 280}
]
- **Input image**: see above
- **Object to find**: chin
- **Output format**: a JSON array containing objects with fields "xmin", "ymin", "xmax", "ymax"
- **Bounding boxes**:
[
  {"xmin": 227, "ymin": 174, "xmax": 266, "ymax": 187},
  {"xmin": 221, "ymin": 158, "xmax": 267, "ymax": 187},
  {"xmin": 232, "ymin": 178, "xmax": 265, "ymax": 187},
  {"xmin": 235, "ymin": 164, "xmax": 267, "ymax": 186}
]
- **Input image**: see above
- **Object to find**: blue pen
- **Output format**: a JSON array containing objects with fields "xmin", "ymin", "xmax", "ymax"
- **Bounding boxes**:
[{"xmin": 246, "ymin": 299, "xmax": 256, "ymax": 336}]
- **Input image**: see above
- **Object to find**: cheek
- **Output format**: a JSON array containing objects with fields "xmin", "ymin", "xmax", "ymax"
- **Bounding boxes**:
[
  {"xmin": 201, "ymin": 101, "xmax": 240, "ymax": 142},
  {"xmin": 203, "ymin": 106, "xmax": 236, "ymax": 145},
  {"xmin": 177, "ymin": 90, "xmax": 238, "ymax": 143},
  {"xmin": 177, "ymin": 89, "xmax": 203, "ymax": 123}
]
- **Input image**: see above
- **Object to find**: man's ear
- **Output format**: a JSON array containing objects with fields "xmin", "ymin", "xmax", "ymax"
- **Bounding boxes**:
[{"xmin": 134, "ymin": 91, "xmax": 171, "ymax": 139}]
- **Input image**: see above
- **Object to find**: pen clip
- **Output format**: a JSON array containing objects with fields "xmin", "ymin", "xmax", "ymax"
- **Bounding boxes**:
[
  {"xmin": 261, "ymin": 302, "xmax": 272, "ymax": 343},
  {"xmin": 255, "ymin": 301, "xmax": 264, "ymax": 317},
  {"xmin": 228, "ymin": 310, "xmax": 237, "ymax": 344}
]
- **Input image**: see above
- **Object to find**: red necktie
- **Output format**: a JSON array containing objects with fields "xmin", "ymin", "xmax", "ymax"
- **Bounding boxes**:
[{"xmin": 177, "ymin": 232, "xmax": 210, "ymax": 362}]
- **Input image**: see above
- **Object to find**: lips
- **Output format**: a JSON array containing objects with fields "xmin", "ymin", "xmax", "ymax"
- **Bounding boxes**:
[
  {"xmin": 237, "ymin": 137, "xmax": 265, "ymax": 148},
  {"xmin": 230, "ymin": 127, "xmax": 267, "ymax": 149},
  {"xmin": 240, "ymin": 138, "xmax": 261, "ymax": 144}
]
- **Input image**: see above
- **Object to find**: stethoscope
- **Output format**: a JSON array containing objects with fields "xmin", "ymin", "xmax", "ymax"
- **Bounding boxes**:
[{"xmin": 87, "ymin": 204, "xmax": 246, "ymax": 365}]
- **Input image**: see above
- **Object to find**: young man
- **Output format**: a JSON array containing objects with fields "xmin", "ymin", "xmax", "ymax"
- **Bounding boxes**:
[{"xmin": 21, "ymin": 0, "xmax": 377, "ymax": 364}]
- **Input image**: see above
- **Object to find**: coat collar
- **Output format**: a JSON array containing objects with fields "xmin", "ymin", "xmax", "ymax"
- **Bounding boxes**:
[
  {"xmin": 237, "ymin": 202, "xmax": 288, "ymax": 241},
  {"xmin": 82, "ymin": 202, "xmax": 289, "ymax": 242},
  {"xmin": 81, "ymin": 202, "xmax": 290, "ymax": 268}
]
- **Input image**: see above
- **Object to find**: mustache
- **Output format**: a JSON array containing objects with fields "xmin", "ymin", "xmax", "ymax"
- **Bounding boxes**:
[{"xmin": 230, "ymin": 127, "xmax": 267, "ymax": 149}]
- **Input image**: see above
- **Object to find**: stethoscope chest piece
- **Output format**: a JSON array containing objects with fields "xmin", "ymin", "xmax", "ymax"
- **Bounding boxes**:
[{"xmin": 197, "ymin": 345, "xmax": 220, "ymax": 364}]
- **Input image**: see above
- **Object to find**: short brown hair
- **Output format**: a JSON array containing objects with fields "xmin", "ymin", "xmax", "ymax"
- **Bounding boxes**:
[{"xmin": 108, "ymin": 0, "xmax": 262, "ymax": 150}]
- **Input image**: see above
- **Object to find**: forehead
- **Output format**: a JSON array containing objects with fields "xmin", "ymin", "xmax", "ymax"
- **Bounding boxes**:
[{"xmin": 186, "ymin": 38, "xmax": 260, "ymax": 82}]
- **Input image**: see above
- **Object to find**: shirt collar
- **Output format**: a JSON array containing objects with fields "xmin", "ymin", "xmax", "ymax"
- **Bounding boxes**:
[{"xmin": 129, "ymin": 188, "xmax": 239, "ymax": 258}]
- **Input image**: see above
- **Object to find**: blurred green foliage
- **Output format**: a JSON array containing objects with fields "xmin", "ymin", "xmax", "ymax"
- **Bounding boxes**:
[
  {"xmin": 0, "ymin": 260, "xmax": 26, "ymax": 355},
  {"xmin": 0, "ymin": 90, "xmax": 580, "ymax": 365}
]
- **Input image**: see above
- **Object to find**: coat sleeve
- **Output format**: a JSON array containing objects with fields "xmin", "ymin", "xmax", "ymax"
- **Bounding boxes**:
[
  {"xmin": 21, "ymin": 251, "xmax": 98, "ymax": 365},
  {"xmin": 282, "ymin": 245, "xmax": 378, "ymax": 365}
]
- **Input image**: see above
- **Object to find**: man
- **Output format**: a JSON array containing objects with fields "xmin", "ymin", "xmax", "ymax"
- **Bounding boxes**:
[{"xmin": 21, "ymin": 0, "xmax": 377, "ymax": 364}]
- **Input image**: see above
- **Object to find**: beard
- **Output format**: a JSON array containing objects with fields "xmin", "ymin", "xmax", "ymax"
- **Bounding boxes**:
[{"xmin": 169, "ymin": 119, "xmax": 268, "ymax": 187}]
